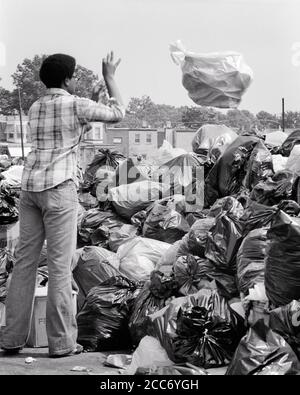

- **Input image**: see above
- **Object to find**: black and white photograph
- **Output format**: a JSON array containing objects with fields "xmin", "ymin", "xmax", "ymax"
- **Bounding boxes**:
[{"xmin": 0, "ymin": 0, "xmax": 300, "ymax": 381}]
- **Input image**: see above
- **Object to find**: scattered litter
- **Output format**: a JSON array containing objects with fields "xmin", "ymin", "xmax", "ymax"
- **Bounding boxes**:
[
  {"xmin": 71, "ymin": 366, "xmax": 92, "ymax": 372},
  {"xmin": 25, "ymin": 357, "xmax": 37, "ymax": 364}
]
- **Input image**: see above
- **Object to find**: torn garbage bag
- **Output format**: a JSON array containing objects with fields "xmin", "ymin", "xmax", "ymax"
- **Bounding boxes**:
[
  {"xmin": 170, "ymin": 40, "xmax": 253, "ymax": 108},
  {"xmin": 151, "ymin": 287, "xmax": 245, "ymax": 369},
  {"xmin": 226, "ymin": 320, "xmax": 300, "ymax": 375},
  {"xmin": 129, "ymin": 271, "xmax": 178, "ymax": 347},
  {"xmin": 77, "ymin": 276, "xmax": 138, "ymax": 351},
  {"xmin": 265, "ymin": 211, "xmax": 300, "ymax": 307}
]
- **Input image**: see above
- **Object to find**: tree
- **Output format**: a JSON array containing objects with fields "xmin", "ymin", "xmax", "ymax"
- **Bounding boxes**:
[
  {"xmin": 279, "ymin": 111, "xmax": 300, "ymax": 129},
  {"xmin": 256, "ymin": 111, "xmax": 280, "ymax": 130},
  {"xmin": 0, "ymin": 82, "xmax": 14, "ymax": 115},
  {"xmin": 73, "ymin": 65, "xmax": 99, "ymax": 99},
  {"xmin": 225, "ymin": 109, "xmax": 258, "ymax": 133},
  {"xmin": 12, "ymin": 55, "xmax": 48, "ymax": 113},
  {"xmin": 181, "ymin": 106, "xmax": 226, "ymax": 128}
]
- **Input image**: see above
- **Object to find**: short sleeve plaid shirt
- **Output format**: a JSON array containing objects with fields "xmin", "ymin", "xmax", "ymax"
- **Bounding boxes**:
[{"xmin": 22, "ymin": 88, "xmax": 125, "ymax": 192}]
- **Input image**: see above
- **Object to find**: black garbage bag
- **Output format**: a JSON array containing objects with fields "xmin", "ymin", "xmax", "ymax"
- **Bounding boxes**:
[
  {"xmin": 154, "ymin": 153, "xmax": 205, "ymax": 209},
  {"xmin": 239, "ymin": 199, "xmax": 277, "ymax": 236},
  {"xmin": 78, "ymin": 208, "xmax": 126, "ymax": 247},
  {"xmin": 73, "ymin": 246, "xmax": 121, "ymax": 312},
  {"xmin": 0, "ymin": 248, "xmax": 15, "ymax": 302},
  {"xmin": 192, "ymin": 124, "xmax": 238, "ymax": 163},
  {"xmin": 114, "ymin": 158, "xmax": 148, "ymax": 187},
  {"xmin": 142, "ymin": 195, "xmax": 190, "ymax": 243},
  {"xmin": 250, "ymin": 170, "xmax": 296, "ymax": 206},
  {"xmin": 243, "ymin": 140, "xmax": 274, "ymax": 190},
  {"xmin": 185, "ymin": 210, "xmax": 209, "ymax": 227},
  {"xmin": 83, "ymin": 148, "xmax": 124, "ymax": 190},
  {"xmin": 187, "ymin": 217, "xmax": 216, "ymax": 257},
  {"xmin": 280, "ymin": 129, "xmax": 300, "ymax": 157},
  {"xmin": 0, "ymin": 186, "xmax": 19, "ymax": 224},
  {"xmin": 226, "ymin": 320, "xmax": 300, "ymax": 375},
  {"xmin": 204, "ymin": 135, "xmax": 260, "ymax": 207},
  {"xmin": 205, "ymin": 212, "xmax": 244, "ymax": 274},
  {"xmin": 129, "ymin": 271, "xmax": 178, "ymax": 347},
  {"xmin": 269, "ymin": 300, "xmax": 300, "ymax": 359},
  {"xmin": 108, "ymin": 225, "xmax": 140, "ymax": 253},
  {"xmin": 151, "ymin": 287, "xmax": 245, "ymax": 369},
  {"xmin": 173, "ymin": 255, "xmax": 238, "ymax": 298},
  {"xmin": 77, "ymin": 276, "xmax": 138, "ymax": 351},
  {"xmin": 236, "ymin": 228, "xmax": 267, "ymax": 295},
  {"xmin": 265, "ymin": 210, "xmax": 300, "ymax": 307},
  {"xmin": 208, "ymin": 196, "xmax": 244, "ymax": 221},
  {"xmin": 277, "ymin": 200, "xmax": 300, "ymax": 217}
]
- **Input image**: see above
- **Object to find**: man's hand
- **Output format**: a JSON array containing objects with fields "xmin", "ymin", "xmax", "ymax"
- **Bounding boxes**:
[{"xmin": 102, "ymin": 51, "xmax": 121, "ymax": 81}]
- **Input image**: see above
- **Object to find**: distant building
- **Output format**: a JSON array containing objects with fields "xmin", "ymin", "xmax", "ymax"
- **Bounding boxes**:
[
  {"xmin": 165, "ymin": 127, "xmax": 197, "ymax": 152},
  {"xmin": 4, "ymin": 115, "xmax": 30, "ymax": 144},
  {"xmin": 105, "ymin": 127, "xmax": 158, "ymax": 158}
]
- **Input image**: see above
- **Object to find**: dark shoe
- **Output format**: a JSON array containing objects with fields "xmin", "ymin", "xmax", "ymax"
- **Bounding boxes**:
[
  {"xmin": 50, "ymin": 344, "xmax": 83, "ymax": 358},
  {"xmin": 1, "ymin": 347, "xmax": 22, "ymax": 355}
]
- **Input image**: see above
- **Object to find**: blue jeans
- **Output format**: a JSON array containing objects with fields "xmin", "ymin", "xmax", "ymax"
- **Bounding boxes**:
[{"xmin": 0, "ymin": 180, "xmax": 78, "ymax": 356}]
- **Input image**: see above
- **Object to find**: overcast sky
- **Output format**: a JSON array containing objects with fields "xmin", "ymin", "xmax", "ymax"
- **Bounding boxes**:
[{"xmin": 0, "ymin": 0, "xmax": 300, "ymax": 114}]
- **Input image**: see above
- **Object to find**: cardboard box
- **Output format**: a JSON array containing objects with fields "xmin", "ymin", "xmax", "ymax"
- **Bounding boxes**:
[{"xmin": 26, "ymin": 287, "xmax": 77, "ymax": 348}]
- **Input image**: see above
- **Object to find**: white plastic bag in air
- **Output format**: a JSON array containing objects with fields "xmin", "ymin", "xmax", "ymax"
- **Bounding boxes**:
[{"xmin": 170, "ymin": 40, "xmax": 253, "ymax": 108}]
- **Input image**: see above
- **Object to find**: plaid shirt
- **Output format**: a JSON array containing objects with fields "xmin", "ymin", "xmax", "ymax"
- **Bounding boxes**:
[{"xmin": 22, "ymin": 88, "xmax": 125, "ymax": 192}]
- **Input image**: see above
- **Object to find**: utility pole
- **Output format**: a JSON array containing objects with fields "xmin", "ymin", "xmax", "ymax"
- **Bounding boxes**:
[
  {"xmin": 282, "ymin": 97, "xmax": 285, "ymax": 133},
  {"xmin": 18, "ymin": 87, "xmax": 25, "ymax": 160}
]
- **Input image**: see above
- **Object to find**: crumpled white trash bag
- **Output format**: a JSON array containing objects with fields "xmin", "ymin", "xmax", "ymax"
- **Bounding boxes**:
[
  {"xmin": 117, "ymin": 237, "xmax": 171, "ymax": 281},
  {"xmin": 170, "ymin": 40, "xmax": 253, "ymax": 108},
  {"xmin": 124, "ymin": 336, "xmax": 173, "ymax": 375},
  {"xmin": 285, "ymin": 145, "xmax": 300, "ymax": 175},
  {"xmin": 1, "ymin": 165, "xmax": 23, "ymax": 187},
  {"xmin": 272, "ymin": 155, "xmax": 288, "ymax": 173}
]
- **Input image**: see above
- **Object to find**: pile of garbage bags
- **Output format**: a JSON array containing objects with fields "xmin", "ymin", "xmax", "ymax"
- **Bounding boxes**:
[{"xmin": 4, "ymin": 128, "xmax": 300, "ymax": 376}]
